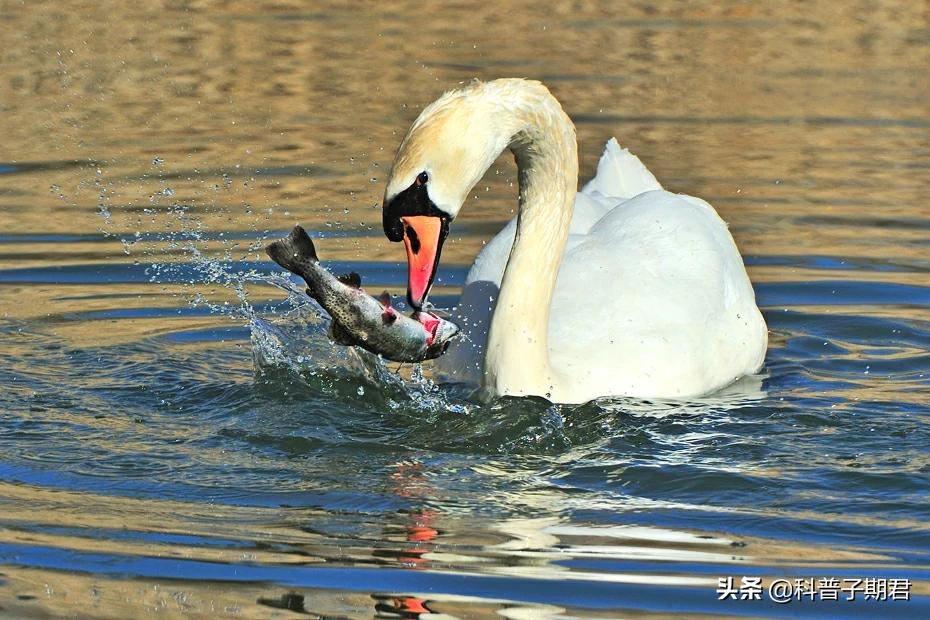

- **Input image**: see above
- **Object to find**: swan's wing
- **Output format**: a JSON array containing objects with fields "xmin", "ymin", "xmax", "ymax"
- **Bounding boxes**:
[
  {"xmin": 581, "ymin": 138, "xmax": 663, "ymax": 200},
  {"xmin": 440, "ymin": 190, "xmax": 766, "ymax": 397},
  {"xmin": 548, "ymin": 190, "xmax": 767, "ymax": 398}
]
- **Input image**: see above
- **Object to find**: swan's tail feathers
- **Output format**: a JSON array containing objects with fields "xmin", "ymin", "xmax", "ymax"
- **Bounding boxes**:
[{"xmin": 582, "ymin": 137, "xmax": 663, "ymax": 200}]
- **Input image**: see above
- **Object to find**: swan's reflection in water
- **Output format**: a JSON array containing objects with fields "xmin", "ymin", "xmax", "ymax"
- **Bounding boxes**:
[
  {"xmin": 0, "ymin": 447, "xmax": 919, "ymax": 619},
  {"xmin": 372, "ymin": 464, "xmax": 442, "ymax": 618},
  {"xmin": 248, "ymin": 440, "xmax": 797, "ymax": 620}
]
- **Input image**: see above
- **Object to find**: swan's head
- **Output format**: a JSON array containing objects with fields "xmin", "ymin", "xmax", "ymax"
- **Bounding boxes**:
[{"xmin": 383, "ymin": 83, "xmax": 512, "ymax": 309}]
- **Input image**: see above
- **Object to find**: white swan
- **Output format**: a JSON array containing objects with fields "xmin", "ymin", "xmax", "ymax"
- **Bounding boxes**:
[{"xmin": 381, "ymin": 78, "xmax": 767, "ymax": 403}]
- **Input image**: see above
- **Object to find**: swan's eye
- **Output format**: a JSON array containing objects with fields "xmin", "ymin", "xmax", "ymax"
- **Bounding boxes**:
[{"xmin": 415, "ymin": 171, "xmax": 429, "ymax": 186}]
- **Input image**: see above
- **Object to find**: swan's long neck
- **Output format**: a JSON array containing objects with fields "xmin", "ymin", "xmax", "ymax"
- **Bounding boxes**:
[{"xmin": 481, "ymin": 85, "xmax": 578, "ymax": 399}]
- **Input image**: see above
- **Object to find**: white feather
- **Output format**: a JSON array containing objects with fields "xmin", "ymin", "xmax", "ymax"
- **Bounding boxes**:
[{"xmin": 438, "ymin": 140, "xmax": 766, "ymax": 400}]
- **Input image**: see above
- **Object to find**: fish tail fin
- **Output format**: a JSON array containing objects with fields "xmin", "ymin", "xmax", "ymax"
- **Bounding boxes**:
[{"xmin": 266, "ymin": 225, "xmax": 320, "ymax": 275}]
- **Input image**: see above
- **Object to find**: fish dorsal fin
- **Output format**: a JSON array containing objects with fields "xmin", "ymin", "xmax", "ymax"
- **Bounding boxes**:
[
  {"xmin": 378, "ymin": 291, "xmax": 392, "ymax": 308},
  {"xmin": 337, "ymin": 272, "xmax": 362, "ymax": 288}
]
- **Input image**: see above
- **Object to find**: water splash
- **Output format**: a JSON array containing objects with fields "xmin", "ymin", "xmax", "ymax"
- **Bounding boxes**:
[{"xmin": 90, "ymin": 184, "xmax": 472, "ymax": 415}]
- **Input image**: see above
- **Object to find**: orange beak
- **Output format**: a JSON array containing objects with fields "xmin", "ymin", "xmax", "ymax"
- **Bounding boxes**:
[{"xmin": 401, "ymin": 215, "xmax": 446, "ymax": 309}]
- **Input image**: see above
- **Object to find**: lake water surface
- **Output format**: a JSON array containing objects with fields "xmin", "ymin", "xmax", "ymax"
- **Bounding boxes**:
[{"xmin": 1, "ymin": 2, "xmax": 929, "ymax": 618}]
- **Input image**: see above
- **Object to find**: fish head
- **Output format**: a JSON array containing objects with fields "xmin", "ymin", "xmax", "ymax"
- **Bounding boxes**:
[{"xmin": 415, "ymin": 310, "xmax": 460, "ymax": 360}]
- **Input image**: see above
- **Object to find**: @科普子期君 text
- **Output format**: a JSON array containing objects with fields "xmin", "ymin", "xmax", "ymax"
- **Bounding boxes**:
[{"xmin": 716, "ymin": 576, "xmax": 911, "ymax": 604}]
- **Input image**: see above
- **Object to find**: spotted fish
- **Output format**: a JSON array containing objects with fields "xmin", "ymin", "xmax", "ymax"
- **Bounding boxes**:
[{"xmin": 266, "ymin": 225, "xmax": 459, "ymax": 362}]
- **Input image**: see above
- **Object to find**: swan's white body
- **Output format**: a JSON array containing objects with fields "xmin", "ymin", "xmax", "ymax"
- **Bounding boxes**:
[{"xmin": 385, "ymin": 79, "xmax": 767, "ymax": 403}]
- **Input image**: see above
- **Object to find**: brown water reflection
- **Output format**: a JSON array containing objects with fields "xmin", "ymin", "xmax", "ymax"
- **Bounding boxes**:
[{"xmin": 3, "ymin": 1, "xmax": 928, "ymax": 260}]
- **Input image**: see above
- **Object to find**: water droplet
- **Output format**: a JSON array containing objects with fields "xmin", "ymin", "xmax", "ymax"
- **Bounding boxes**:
[
  {"xmin": 152, "ymin": 156, "xmax": 164, "ymax": 166},
  {"xmin": 357, "ymin": 386, "xmax": 365, "ymax": 396}
]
